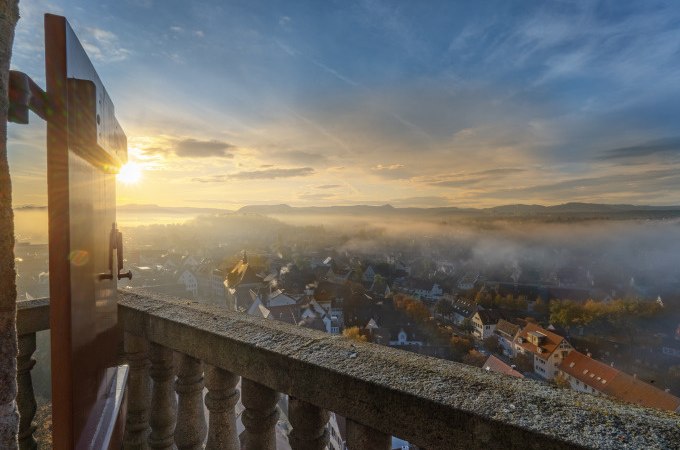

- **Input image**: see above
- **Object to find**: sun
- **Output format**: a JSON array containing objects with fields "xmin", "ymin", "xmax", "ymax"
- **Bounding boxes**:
[{"xmin": 117, "ymin": 162, "xmax": 142, "ymax": 185}]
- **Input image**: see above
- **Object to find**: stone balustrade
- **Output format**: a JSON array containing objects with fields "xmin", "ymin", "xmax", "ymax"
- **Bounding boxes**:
[
  {"xmin": 15, "ymin": 293, "xmax": 680, "ymax": 449},
  {"xmin": 118, "ymin": 290, "xmax": 680, "ymax": 450},
  {"xmin": 16, "ymin": 298, "xmax": 50, "ymax": 450}
]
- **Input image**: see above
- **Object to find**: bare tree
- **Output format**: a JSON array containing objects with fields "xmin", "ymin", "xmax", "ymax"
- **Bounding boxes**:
[{"xmin": 0, "ymin": 1, "xmax": 20, "ymax": 448}]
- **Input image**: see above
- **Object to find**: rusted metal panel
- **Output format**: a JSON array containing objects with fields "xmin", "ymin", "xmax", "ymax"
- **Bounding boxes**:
[{"xmin": 45, "ymin": 13, "xmax": 127, "ymax": 450}]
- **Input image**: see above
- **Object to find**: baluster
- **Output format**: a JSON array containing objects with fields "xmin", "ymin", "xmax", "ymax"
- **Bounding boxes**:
[
  {"xmin": 123, "ymin": 332, "xmax": 151, "ymax": 449},
  {"xmin": 240, "ymin": 378, "xmax": 279, "ymax": 450},
  {"xmin": 346, "ymin": 419, "xmax": 390, "ymax": 450},
  {"xmin": 204, "ymin": 365, "xmax": 239, "ymax": 450},
  {"xmin": 17, "ymin": 333, "xmax": 37, "ymax": 450},
  {"xmin": 174, "ymin": 354, "xmax": 207, "ymax": 450},
  {"xmin": 149, "ymin": 343, "xmax": 177, "ymax": 450},
  {"xmin": 288, "ymin": 397, "xmax": 329, "ymax": 450}
]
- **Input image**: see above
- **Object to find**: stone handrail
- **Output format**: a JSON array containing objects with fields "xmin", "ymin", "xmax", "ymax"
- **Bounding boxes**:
[
  {"xmin": 118, "ymin": 290, "xmax": 680, "ymax": 450},
  {"xmin": 16, "ymin": 298, "xmax": 50, "ymax": 450}
]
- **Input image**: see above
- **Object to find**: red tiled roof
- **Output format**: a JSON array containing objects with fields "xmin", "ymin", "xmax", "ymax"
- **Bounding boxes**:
[
  {"xmin": 604, "ymin": 372, "xmax": 680, "ymax": 412},
  {"xmin": 559, "ymin": 351, "xmax": 619, "ymax": 388},
  {"xmin": 515, "ymin": 323, "xmax": 567, "ymax": 360},
  {"xmin": 559, "ymin": 351, "xmax": 680, "ymax": 412},
  {"xmin": 495, "ymin": 319, "xmax": 520, "ymax": 339},
  {"xmin": 483, "ymin": 355, "xmax": 524, "ymax": 378}
]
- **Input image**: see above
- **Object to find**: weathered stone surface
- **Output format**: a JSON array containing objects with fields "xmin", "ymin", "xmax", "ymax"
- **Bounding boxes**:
[
  {"xmin": 16, "ymin": 299, "xmax": 49, "ymax": 336},
  {"xmin": 148, "ymin": 343, "xmax": 177, "ymax": 450},
  {"xmin": 288, "ymin": 397, "xmax": 329, "ymax": 450},
  {"xmin": 347, "ymin": 419, "xmax": 390, "ymax": 450},
  {"xmin": 241, "ymin": 378, "xmax": 279, "ymax": 450},
  {"xmin": 16, "ymin": 334, "xmax": 37, "ymax": 450},
  {"xmin": 124, "ymin": 332, "xmax": 151, "ymax": 450},
  {"xmin": 174, "ymin": 354, "xmax": 206, "ymax": 450},
  {"xmin": 119, "ymin": 289, "xmax": 680, "ymax": 450},
  {"xmin": 204, "ymin": 365, "xmax": 239, "ymax": 450}
]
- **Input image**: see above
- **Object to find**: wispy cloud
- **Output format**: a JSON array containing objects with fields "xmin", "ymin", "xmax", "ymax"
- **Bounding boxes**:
[
  {"xmin": 231, "ymin": 167, "xmax": 314, "ymax": 180},
  {"xmin": 175, "ymin": 139, "xmax": 235, "ymax": 158},
  {"xmin": 598, "ymin": 137, "xmax": 680, "ymax": 161},
  {"xmin": 81, "ymin": 27, "xmax": 131, "ymax": 62},
  {"xmin": 193, "ymin": 167, "xmax": 316, "ymax": 182}
]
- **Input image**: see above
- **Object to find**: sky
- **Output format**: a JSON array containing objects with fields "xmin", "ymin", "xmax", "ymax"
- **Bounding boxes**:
[{"xmin": 7, "ymin": 0, "xmax": 680, "ymax": 209}]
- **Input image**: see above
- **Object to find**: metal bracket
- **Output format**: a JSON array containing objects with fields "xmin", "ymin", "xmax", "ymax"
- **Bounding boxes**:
[{"xmin": 8, "ymin": 70, "xmax": 51, "ymax": 124}]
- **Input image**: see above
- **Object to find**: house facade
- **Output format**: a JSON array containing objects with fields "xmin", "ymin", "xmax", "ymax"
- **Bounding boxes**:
[
  {"xmin": 472, "ymin": 310, "xmax": 504, "ymax": 340},
  {"xmin": 514, "ymin": 323, "xmax": 572, "ymax": 380},
  {"xmin": 494, "ymin": 319, "xmax": 521, "ymax": 357}
]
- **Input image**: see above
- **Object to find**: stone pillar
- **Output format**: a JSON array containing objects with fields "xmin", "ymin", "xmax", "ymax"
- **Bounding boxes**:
[
  {"xmin": 204, "ymin": 365, "xmax": 239, "ymax": 450},
  {"xmin": 16, "ymin": 334, "xmax": 36, "ymax": 450},
  {"xmin": 288, "ymin": 397, "xmax": 329, "ymax": 450},
  {"xmin": 123, "ymin": 333, "xmax": 151, "ymax": 450},
  {"xmin": 148, "ymin": 343, "xmax": 176, "ymax": 450},
  {"xmin": 174, "ymin": 354, "xmax": 206, "ymax": 450},
  {"xmin": 346, "ymin": 419, "xmax": 390, "ymax": 450},
  {"xmin": 240, "ymin": 378, "xmax": 279, "ymax": 450}
]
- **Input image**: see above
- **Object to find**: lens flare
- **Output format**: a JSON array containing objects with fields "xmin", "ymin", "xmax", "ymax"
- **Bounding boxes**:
[
  {"xmin": 117, "ymin": 162, "xmax": 142, "ymax": 185},
  {"xmin": 68, "ymin": 250, "xmax": 90, "ymax": 266}
]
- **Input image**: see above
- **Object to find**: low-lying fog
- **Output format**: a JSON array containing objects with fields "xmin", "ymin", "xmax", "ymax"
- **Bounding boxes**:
[{"xmin": 13, "ymin": 207, "xmax": 680, "ymax": 302}]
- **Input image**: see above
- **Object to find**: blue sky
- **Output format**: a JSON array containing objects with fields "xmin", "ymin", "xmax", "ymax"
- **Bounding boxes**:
[{"xmin": 8, "ymin": 0, "xmax": 680, "ymax": 208}]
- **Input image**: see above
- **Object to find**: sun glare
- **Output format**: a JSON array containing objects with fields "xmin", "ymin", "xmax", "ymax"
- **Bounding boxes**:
[{"xmin": 117, "ymin": 162, "xmax": 142, "ymax": 185}]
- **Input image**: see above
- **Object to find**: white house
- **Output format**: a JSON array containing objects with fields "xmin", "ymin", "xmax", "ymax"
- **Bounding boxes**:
[
  {"xmin": 494, "ymin": 319, "xmax": 521, "ymax": 357},
  {"xmin": 514, "ymin": 323, "xmax": 572, "ymax": 380},
  {"xmin": 178, "ymin": 270, "xmax": 198, "ymax": 297},
  {"xmin": 471, "ymin": 310, "xmax": 504, "ymax": 340},
  {"xmin": 389, "ymin": 327, "xmax": 423, "ymax": 347}
]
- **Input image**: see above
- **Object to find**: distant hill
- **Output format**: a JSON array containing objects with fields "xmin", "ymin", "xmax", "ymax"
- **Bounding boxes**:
[
  {"xmin": 117, "ymin": 204, "xmax": 233, "ymax": 215},
  {"xmin": 237, "ymin": 202, "xmax": 680, "ymax": 220}
]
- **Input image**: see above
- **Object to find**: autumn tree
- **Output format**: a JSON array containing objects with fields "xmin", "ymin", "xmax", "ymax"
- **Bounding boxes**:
[
  {"xmin": 342, "ymin": 326, "xmax": 366, "ymax": 342},
  {"xmin": 450, "ymin": 335, "xmax": 473, "ymax": 361},
  {"xmin": 483, "ymin": 335, "xmax": 502, "ymax": 354},
  {"xmin": 434, "ymin": 298, "xmax": 454, "ymax": 317},
  {"xmin": 462, "ymin": 349, "xmax": 487, "ymax": 367},
  {"xmin": 533, "ymin": 297, "xmax": 549, "ymax": 316}
]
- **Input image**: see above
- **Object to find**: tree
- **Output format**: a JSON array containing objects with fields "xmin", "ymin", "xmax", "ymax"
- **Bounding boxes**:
[
  {"xmin": 450, "ymin": 335, "xmax": 473, "ymax": 361},
  {"xmin": 514, "ymin": 352, "xmax": 534, "ymax": 373},
  {"xmin": 462, "ymin": 350, "xmax": 487, "ymax": 367},
  {"xmin": 533, "ymin": 297, "xmax": 549, "ymax": 316},
  {"xmin": 460, "ymin": 318, "xmax": 474, "ymax": 334},
  {"xmin": 342, "ymin": 326, "xmax": 366, "ymax": 342},
  {"xmin": 549, "ymin": 299, "xmax": 582, "ymax": 329},
  {"xmin": 434, "ymin": 298, "xmax": 454, "ymax": 317},
  {"xmin": 483, "ymin": 335, "xmax": 502, "ymax": 354},
  {"xmin": 0, "ymin": 1, "xmax": 21, "ymax": 447}
]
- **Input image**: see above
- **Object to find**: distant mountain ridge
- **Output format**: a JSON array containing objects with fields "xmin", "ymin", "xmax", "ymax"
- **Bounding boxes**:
[
  {"xmin": 237, "ymin": 202, "xmax": 680, "ymax": 217},
  {"xmin": 15, "ymin": 202, "xmax": 680, "ymax": 219},
  {"xmin": 117, "ymin": 204, "xmax": 233, "ymax": 215}
]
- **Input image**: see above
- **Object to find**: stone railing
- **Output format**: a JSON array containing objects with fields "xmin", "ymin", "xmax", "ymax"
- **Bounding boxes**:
[
  {"xmin": 119, "ymin": 290, "xmax": 680, "ymax": 450},
  {"xmin": 14, "ymin": 294, "xmax": 680, "ymax": 449},
  {"xmin": 16, "ymin": 298, "xmax": 50, "ymax": 450}
]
